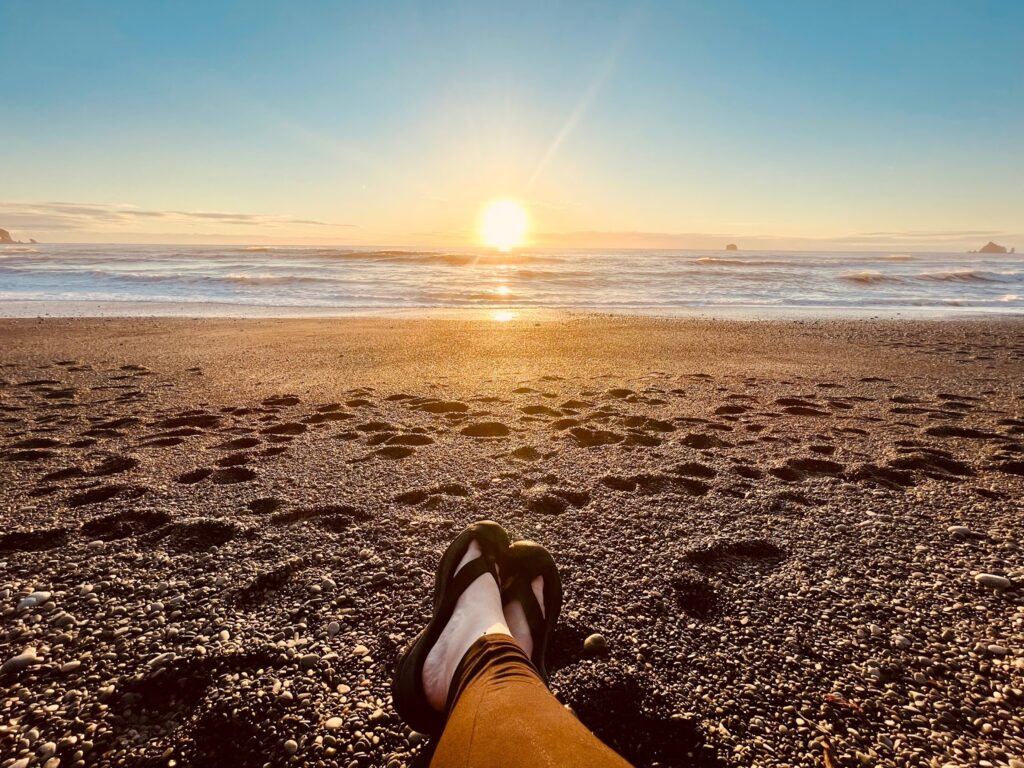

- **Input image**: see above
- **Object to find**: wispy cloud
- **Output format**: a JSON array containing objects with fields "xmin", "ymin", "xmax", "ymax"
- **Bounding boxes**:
[{"xmin": 0, "ymin": 200, "xmax": 350, "ymax": 234}]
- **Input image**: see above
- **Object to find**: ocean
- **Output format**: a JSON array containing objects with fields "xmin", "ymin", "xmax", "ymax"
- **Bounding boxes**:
[{"xmin": 1, "ymin": 244, "xmax": 1022, "ymax": 316}]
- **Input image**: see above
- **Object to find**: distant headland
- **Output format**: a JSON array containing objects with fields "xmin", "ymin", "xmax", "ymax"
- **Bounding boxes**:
[
  {"xmin": 725, "ymin": 243, "xmax": 738, "ymax": 251},
  {"xmin": 0, "ymin": 228, "xmax": 38, "ymax": 245},
  {"xmin": 971, "ymin": 241, "xmax": 1015, "ymax": 254}
]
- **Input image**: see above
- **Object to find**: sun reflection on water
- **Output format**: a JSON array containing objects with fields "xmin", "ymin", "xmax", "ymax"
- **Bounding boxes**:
[{"xmin": 491, "ymin": 310, "xmax": 517, "ymax": 322}]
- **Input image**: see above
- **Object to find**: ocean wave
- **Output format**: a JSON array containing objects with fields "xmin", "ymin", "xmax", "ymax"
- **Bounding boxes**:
[
  {"xmin": 222, "ymin": 272, "xmax": 335, "ymax": 285},
  {"xmin": 883, "ymin": 254, "xmax": 915, "ymax": 260},
  {"xmin": 915, "ymin": 269, "xmax": 1003, "ymax": 283},
  {"xmin": 840, "ymin": 271, "xmax": 902, "ymax": 285},
  {"xmin": 1000, "ymin": 293, "xmax": 1020, "ymax": 302},
  {"xmin": 694, "ymin": 257, "xmax": 795, "ymax": 267}
]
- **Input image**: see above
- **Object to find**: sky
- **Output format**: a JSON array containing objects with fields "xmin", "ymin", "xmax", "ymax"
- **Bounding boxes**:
[{"xmin": 1, "ymin": 0, "xmax": 1022, "ymax": 251}]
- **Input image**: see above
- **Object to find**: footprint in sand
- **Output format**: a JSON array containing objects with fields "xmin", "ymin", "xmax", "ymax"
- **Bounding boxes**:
[
  {"xmin": 356, "ymin": 421, "xmax": 396, "ymax": 432},
  {"xmin": 155, "ymin": 413, "xmax": 222, "ymax": 430},
  {"xmin": 510, "ymin": 446, "xmax": 543, "ymax": 461},
  {"xmin": 374, "ymin": 445, "xmax": 416, "ymax": 459},
  {"xmin": 672, "ymin": 462, "xmax": 717, "ymax": 479},
  {"xmin": 81, "ymin": 510, "xmax": 172, "ymax": 540},
  {"xmin": 260, "ymin": 422, "xmax": 307, "ymax": 436},
  {"xmin": 215, "ymin": 452, "xmax": 251, "ymax": 467},
  {"xmin": 247, "ymin": 497, "xmax": 281, "ymax": 514},
  {"xmin": 303, "ymin": 411, "xmax": 354, "ymax": 424},
  {"xmin": 684, "ymin": 538, "xmax": 786, "ymax": 568},
  {"xmin": 523, "ymin": 486, "xmax": 591, "ymax": 515},
  {"xmin": 681, "ymin": 432, "xmax": 731, "ymax": 450},
  {"xmin": 521, "ymin": 405, "xmax": 562, "ymax": 417},
  {"xmin": 236, "ymin": 555, "xmax": 317, "ymax": 606},
  {"xmin": 214, "ymin": 436, "xmax": 261, "ymax": 450},
  {"xmin": 415, "ymin": 400, "xmax": 469, "ymax": 414},
  {"xmin": 5, "ymin": 449, "xmax": 57, "ymax": 462},
  {"xmin": 395, "ymin": 484, "xmax": 470, "ymax": 505},
  {"xmin": 671, "ymin": 570, "xmax": 718, "ymax": 619},
  {"xmin": 270, "ymin": 504, "xmax": 368, "ymax": 531},
  {"xmin": 177, "ymin": 468, "xmax": 213, "ymax": 484},
  {"xmin": 600, "ymin": 473, "xmax": 710, "ymax": 496},
  {"xmin": 386, "ymin": 434, "xmax": 435, "ymax": 446},
  {"xmin": 569, "ymin": 427, "xmax": 622, "ymax": 447},
  {"xmin": 0, "ymin": 527, "xmax": 69, "ymax": 553},
  {"xmin": 151, "ymin": 518, "xmax": 240, "ymax": 553},
  {"xmin": 66, "ymin": 484, "xmax": 143, "ymax": 507},
  {"xmin": 461, "ymin": 422, "xmax": 510, "ymax": 437},
  {"xmin": 262, "ymin": 395, "xmax": 301, "ymax": 407}
]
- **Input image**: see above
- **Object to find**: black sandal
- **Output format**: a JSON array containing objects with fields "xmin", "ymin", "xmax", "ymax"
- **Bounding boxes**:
[
  {"xmin": 391, "ymin": 520, "xmax": 511, "ymax": 735},
  {"xmin": 501, "ymin": 540, "xmax": 563, "ymax": 683}
]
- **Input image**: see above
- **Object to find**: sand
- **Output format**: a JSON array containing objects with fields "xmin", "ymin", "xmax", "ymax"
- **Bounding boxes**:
[{"xmin": 1, "ymin": 315, "xmax": 1022, "ymax": 768}]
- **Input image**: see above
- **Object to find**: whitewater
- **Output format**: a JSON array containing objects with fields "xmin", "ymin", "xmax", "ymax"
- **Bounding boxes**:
[{"xmin": 1, "ymin": 244, "xmax": 1022, "ymax": 315}]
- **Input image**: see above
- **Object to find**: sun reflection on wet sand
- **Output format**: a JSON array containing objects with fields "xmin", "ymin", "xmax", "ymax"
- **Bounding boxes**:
[{"xmin": 491, "ymin": 310, "xmax": 517, "ymax": 322}]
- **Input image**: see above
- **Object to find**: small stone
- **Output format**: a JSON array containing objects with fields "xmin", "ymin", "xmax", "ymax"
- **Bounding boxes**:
[
  {"xmin": 583, "ymin": 634, "xmax": 607, "ymax": 656},
  {"xmin": 891, "ymin": 634, "xmax": 912, "ymax": 650},
  {"xmin": 60, "ymin": 660, "xmax": 82, "ymax": 674},
  {"xmin": 38, "ymin": 742, "xmax": 57, "ymax": 760},
  {"xmin": 352, "ymin": 644, "xmax": 369, "ymax": 657},
  {"xmin": 299, "ymin": 653, "xmax": 319, "ymax": 669},
  {"xmin": 147, "ymin": 652, "xmax": 176, "ymax": 668},
  {"xmin": 947, "ymin": 525, "xmax": 975, "ymax": 539},
  {"xmin": 327, "ymin": 621, "xmax": 341, "ymax": 636},
  {"xmin": 325, "ymin": 717, "xmax": 344, "ymax": 730},
  {"xmin": 283, "ymin": 738, "xmax": 298, "ymax": 755},
  {"xmin": 1, "ymin": 647, "xmax": 39, "ymax": 675},
  {"xmin": 975, "ymin": 573, "xmax": 1011, "ymax": 591}
]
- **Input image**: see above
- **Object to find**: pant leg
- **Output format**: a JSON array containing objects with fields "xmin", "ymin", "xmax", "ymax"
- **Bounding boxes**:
[{"xmin": 429, "ymin": 635, "xmax": 632, "ymax": 768}]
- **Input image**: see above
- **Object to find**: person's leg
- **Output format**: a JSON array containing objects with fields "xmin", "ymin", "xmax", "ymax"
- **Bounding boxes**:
[{"xmin": 428, "ymin": 635, "xmax": 632, "ymax": 768}]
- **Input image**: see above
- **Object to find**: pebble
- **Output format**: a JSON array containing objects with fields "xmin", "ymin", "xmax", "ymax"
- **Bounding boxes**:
[
  {"xmin": 325, "ymin": 717, "xmax": 344, "ymax": 730},
  {"xmin": 1, "ymin": 647, "xmax": 39, "ymax": 675},
  {"xmin": 975, "ymin": 573, "xmax": 1012, "ymax": 591},
  {"xmin": 583, "ymin": 634, "xmax": 608, "ymax": 656},
  {"xmin": 299, "ymin": 653, "xmax": 320, "ymax": 669},
  {"xmin": 328, "ymin": 621, "xmax": 341, "ymax": 636},
  {"xmin": 283, "ymin": 738, "xmax": 298, "ymax": 755},
  {"xmin": 147, "ymin": 652, "xmax": 176, "ymax": 668},
  {"xmin": 16, "ymin": 590, "xmax": 52, "ymax": 611}
]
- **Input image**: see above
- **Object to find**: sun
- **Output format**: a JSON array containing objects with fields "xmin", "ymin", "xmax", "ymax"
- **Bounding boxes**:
[{"xmin": 480, "ymin": 199, "xmax": 529, "ymax": 252}]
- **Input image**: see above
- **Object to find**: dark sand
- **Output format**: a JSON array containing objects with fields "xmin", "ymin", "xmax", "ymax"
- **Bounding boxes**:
[{"xmin": 1, "ymin": 316, "xmax": 1022, "ymax": 768}]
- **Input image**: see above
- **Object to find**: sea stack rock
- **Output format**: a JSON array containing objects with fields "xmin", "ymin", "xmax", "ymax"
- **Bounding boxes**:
[
  {"xmin": 978, "ymin": 241, "xmax": 1008, "ymax": 254},
  {"xmin": 725, "ymin": 243, "xmax": 738, "ymax": 251},
  {"xmin": 0, "ymin": 228, "xmax": 15, "ymax": 244}
]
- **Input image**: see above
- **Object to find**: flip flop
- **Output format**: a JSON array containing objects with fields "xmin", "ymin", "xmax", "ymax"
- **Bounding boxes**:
[
  {"xmin": 391, "ymin": 520, "xmax": 511, "ymax": 735},
  {"xmin": 501, "ymin": 540, "xmax": 563, "ymax": 683}
]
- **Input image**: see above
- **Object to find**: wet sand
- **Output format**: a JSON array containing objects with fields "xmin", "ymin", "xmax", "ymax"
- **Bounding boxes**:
[{"xmin": 1, "ymin": 316, "xmax": 1022, "ymax": 768}]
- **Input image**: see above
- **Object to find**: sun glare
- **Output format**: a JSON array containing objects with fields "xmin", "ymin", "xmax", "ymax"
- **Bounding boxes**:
[{"xmin": 480, "ymin": 199, "xmax": 529, "ymax": 252}]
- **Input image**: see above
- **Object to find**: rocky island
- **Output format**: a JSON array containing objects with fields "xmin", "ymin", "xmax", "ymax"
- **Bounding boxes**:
[
  {"xmin": 976, "ymin": 241, "xmax": 1013, "ymax": 254},
  {"xmin": 0, "ymin": 228, "xmax": 37, "ymax": 245}
]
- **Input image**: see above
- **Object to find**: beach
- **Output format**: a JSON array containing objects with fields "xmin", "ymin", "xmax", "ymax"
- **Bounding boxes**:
[{"xmin": 1, "ymin": 315, "xmax": 1022, "ymax": 768}]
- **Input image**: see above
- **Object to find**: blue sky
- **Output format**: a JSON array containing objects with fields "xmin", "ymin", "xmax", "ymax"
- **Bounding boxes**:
[{"xmin": 1, "ymin": 0, "xmax": 1022, "ymax": 249}]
